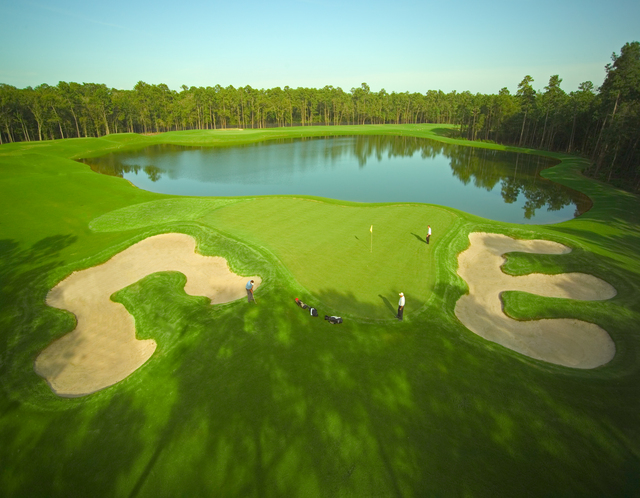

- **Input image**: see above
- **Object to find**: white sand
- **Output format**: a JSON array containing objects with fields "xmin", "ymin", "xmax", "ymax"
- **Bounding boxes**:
[
  {"xmin": 35, "ymin": 233, "xmax": 260, "ymax": 397},
  {"xmin": 455, "ymin": 232, "xmax": 616, "ymax": 369}
]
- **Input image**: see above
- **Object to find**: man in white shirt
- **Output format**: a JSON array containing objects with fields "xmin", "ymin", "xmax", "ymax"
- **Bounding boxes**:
[
  {"xmin": 426, "ymin": 225, "xmax": 431, "ymax": 245},
  {"xmin": 398, "ymin": 292, "xmax": 405, "ymax": 320}
]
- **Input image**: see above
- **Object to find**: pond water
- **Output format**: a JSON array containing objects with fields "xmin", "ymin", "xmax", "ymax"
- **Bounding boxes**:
[{"xmin": 83, "ymin": 135, "xmax": 591, "ymax": 224}]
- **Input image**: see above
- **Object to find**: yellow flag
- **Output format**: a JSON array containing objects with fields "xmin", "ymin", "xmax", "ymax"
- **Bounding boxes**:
[{"xmin": 370, "ymin": 225, "xmax": 373, "ymax": 233}]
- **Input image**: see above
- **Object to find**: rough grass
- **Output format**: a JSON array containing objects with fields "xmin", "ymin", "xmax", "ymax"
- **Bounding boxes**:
[{"xmin": 1, "ymin": 124, "xmax": 640, "ymax": 497}]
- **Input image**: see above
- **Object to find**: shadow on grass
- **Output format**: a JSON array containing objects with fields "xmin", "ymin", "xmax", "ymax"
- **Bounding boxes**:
[
  {"xmin": 430, "ymin": 127, "xmax": 460, "ymax": 139},
  {"xmin": 411, "ymin": 232, "xmax": 426, "ymax": 244},
  {"xmin": 2, "ymin": 228, "xmax": 640, "ymax": 497},
  {"xmin": 115, "ymin": 275, "xmax": 640, "ymax": 497},
  {"xmin": 311, "ymin": 287, "xmax": 426, "ymax": 322},
  {"xmin": 0, "ymin": 234, "xmax": 149, "ymax": 498},
  {"xmin": 0, "ymin": 234, "xmax": 78, "ymax": 394},
  {"xmin": 378, "ymin": 294, "xmax": 396, "ymax": 317},
  {"xmin": 353, "ymin": 235, "xmax": 369, "ymax": 251}
]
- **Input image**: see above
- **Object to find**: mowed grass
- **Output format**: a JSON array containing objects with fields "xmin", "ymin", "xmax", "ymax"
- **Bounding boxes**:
[
  {"xmin": 203, "ymin": 197, "xmax": 456, "ymax": 318},
  {"xmin": 1, "ymin": 125, "xmax": 640, "ymax": 497}
]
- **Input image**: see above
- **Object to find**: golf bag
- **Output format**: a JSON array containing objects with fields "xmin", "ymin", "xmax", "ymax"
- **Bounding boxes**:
[
  {"xmin": 309, "ymin": 307, "xmax": 318, "ymax": 317},
  {"xmin": 295, "ymin": 298, "xmax": 310, "ymax": 310},
  {"xmin": 324, "ymin": 315, "xmax": 343, "ymax": 324}
]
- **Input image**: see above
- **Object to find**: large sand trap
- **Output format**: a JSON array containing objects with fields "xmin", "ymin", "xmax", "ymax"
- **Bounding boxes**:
[
  {"xmin": 455, "ymin": 232, "xmax": 616, "ymax": 369},
  {"xmin": 35, "ymin": 233, "xmax": 261, "ymax": 397}
]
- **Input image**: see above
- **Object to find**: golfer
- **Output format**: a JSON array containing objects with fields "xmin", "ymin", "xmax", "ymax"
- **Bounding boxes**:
[
  {"xmin": 246, "ymin": 279, "xmax": 256, "ymax": 303},
  {"xmin": 426, "ymin": 225, "xmax": 431, "ymax": 244},
  {"xmin": 397, "ymin": 292, "xmax": 405, "ymax": 321}
]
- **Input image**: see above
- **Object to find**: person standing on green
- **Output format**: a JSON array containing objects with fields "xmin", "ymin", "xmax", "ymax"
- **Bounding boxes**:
[
  {"xmin": 397, "ymin": 292, "xmax": 405, "ymax": 320},
  {"xmin": 426, "ymin": 225, "xmax": 431, "ymax": 244}
]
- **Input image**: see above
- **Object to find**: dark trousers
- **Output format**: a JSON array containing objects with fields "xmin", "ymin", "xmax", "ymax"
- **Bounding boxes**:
[
  {"xmin": 397, "ymin": 306, "xmax": 404, "ymax": 320},
  {"xmin": 426, "ymin": 234, "xmax": 430, "ymax": 244}
]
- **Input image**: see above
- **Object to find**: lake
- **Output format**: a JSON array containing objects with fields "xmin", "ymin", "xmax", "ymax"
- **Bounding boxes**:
[{"xmin": 83, "ymin": 135, "xmax": 591, "ymax": 224}]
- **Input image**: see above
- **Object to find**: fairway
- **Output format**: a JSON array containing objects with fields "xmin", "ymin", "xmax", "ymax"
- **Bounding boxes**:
[{"xmin": 1, "ymin": 125, "xmax": 640, "ymax": 497}]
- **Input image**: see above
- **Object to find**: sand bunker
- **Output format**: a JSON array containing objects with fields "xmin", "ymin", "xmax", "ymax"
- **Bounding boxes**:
[
  {"xmin": 35, "ymin": 233, "xmax": 260, "ymax": 397},
  {"xmin": 455, "ymin": 232, "xmax": 616, "ymax": 369}
]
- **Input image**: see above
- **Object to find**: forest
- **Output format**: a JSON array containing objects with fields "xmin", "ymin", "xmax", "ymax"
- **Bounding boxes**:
[{"xmin": 1, "ymin": 42, "xmax": 638, "ymax": 190}]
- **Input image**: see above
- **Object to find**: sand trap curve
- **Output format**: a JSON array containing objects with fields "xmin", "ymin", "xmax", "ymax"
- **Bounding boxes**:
[
  {"xmin": 35, "ymin": 233, "xmax": 260, "ymax": 397},
  {"xmin": 455, "ymin": 233, "xmax": 616, "ymax": 369}
]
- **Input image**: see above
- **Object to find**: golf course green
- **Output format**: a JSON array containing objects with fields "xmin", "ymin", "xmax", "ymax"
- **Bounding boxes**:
[{"xmin": 1, "ymin": 124, "xmax": 639, "ymax": 496}]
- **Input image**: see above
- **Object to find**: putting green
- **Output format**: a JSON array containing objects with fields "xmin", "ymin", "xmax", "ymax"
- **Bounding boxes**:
[{"xmin": 202, "ymin": 197, "xmax": 456, "ymax": 318}]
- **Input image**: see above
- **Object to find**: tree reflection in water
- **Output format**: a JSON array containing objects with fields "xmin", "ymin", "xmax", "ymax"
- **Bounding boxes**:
[
  {"xmin": 83, "ymin": 158, "xmax": 163, "ymax": 183},
  {"xmin": 348, "ymin": 135, "xmax": 591, "ymax": 219},
  {"xmin": 80, "ymin": 135, "xmax": 590, "ymax": 221}
]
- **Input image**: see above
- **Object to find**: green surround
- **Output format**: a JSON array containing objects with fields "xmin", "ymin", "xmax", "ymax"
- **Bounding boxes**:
[
  {"xmin": 1, "ymin": 124, "xmax": 639, "ymax": 497},
  {"xmin": 89, "ymin": 198, "xmax": 246, "ymax": 232}
]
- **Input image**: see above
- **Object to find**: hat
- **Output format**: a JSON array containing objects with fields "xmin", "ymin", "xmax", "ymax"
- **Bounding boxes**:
[{"xmin": 399, "ymin": 292, "xmax": 404, "ymax": 296}]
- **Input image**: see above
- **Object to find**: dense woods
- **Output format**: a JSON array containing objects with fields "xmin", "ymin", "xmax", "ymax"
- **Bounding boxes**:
[{"xmin": 1, "ymin": 42, "xmax": 638, "ymax": 190}]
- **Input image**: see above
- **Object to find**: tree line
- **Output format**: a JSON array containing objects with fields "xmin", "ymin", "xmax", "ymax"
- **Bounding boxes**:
[{"xmin": 1, "ymin": 42, "xmax": 638, "ymax": 190}]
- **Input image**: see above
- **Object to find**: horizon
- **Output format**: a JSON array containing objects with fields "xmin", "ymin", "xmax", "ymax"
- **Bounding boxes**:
[{"xmin": 1, "ymin": 0, "xmax": 639, "ymax": 95}]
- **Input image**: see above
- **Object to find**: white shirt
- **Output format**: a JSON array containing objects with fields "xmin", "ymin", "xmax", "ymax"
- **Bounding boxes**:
[{"xmin": 399, "ymin": 296, "xmax": 405, "ymax": 307}]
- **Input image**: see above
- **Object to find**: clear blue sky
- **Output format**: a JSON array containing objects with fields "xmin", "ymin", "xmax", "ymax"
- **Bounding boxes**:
[{"xmin": 1, "ymin": 0, "xmax": 638, "ymax": 94}]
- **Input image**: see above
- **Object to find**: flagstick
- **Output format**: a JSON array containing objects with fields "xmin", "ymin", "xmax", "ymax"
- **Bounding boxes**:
[{"xmin": 370, "ymin": 225, "xmax": 373, "ymax": 253}]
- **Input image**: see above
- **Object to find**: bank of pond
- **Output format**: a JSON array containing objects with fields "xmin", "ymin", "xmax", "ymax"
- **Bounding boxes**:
[{"xmin": 82, "ymin": 135, "xmax": 591, "ymax": 225}]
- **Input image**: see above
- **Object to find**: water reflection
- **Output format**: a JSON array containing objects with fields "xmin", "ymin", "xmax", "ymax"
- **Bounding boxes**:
[
  {"xmin": 81, "ymin": 135, "xmax": 591, "ymax": 224},
  {"xmin": 88, "ymin": 161, "xmax": 163, "ymax": 183}
]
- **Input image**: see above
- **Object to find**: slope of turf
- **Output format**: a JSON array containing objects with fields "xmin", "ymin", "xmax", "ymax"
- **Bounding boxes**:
[{"xmin": 1, "ymin": 124, "xmax": 640, "ymax": 497}]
